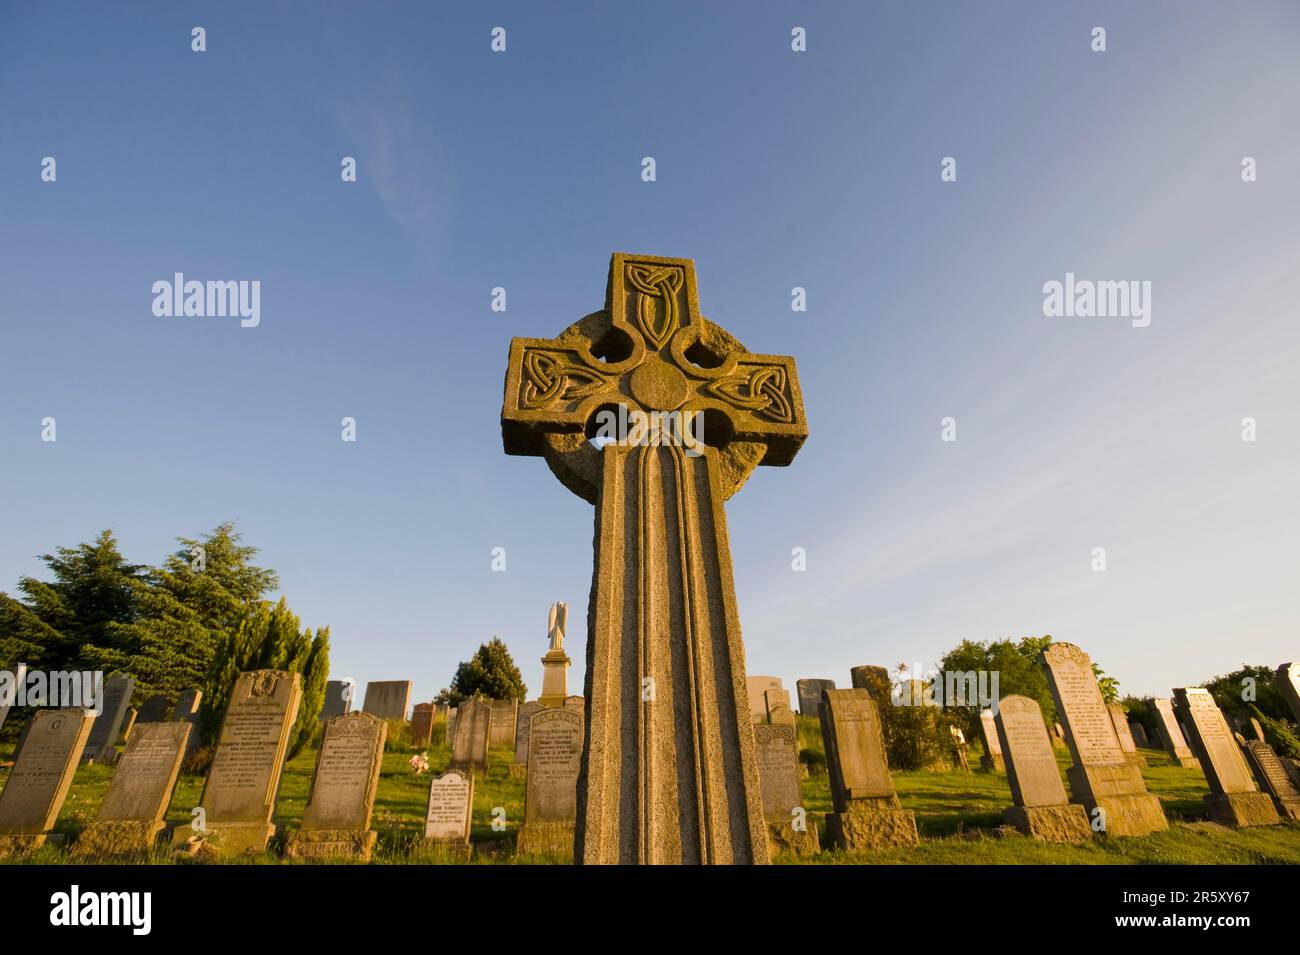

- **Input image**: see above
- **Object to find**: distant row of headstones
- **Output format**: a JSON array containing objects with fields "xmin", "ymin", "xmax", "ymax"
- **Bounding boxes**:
[{"xmin": 2, "ymin": 653, "xmax": 1298, "ymax": 860}]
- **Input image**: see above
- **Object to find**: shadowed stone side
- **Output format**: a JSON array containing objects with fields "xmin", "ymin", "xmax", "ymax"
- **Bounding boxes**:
[{"xmin": 1004, "ymin": 805, "xmax": 1092, "ymax": 843}]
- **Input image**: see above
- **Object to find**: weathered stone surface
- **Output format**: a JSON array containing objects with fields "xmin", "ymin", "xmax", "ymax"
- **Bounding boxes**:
[
  {"xmin": 994, "ymin": 695, "xmax": 1091, "ymax": 843},
  {"xmin": 1130, "ymin": 722, "xmax": 1149, "ymax": 748},
  {"xmin": 449, "ymin": 698, "xmax": 489, "ymax": 771},
  {"xmin": 513, "ymin": 701, "xmax": 546, "ymax": 765},
  {"xmin": 172, "ymin": 670, "xmax": 302, "ymax": 856},
  {"xmin": 410, "ymin": 703, "xmax": 434, "ymax": 747},
  {"xmin": 819, "ymin": 689, "xmax": 917, "ymax": 850},
  {"xmin": 488, "ymin": 699, "xmax": 518, "ymax": 748},
  {"xmin": 747, "ymin": 676, "xmax": 783, "ymax": 723},
  {"xmin": 539, "ymin": 601, "xmax": 572, "ymax": 708},
  {"xmin": 136, "ymin": 694, "xmax": 172, "ymax": 724},
  {"xmin": 850, "ymin": 666, "xmax": 890, "ymax": 696},
  {"xmin": 1173, "ymin": 687, "xmax": 1279, "ymax": 827},
  {"xmin": 172, "ymin": 688, "xmax": 203, "ymax": 760},
  {"xmin": 563, "ymin": 695, "xmax": 584, "ymax": 711},
  {"xmin": 1109, "ymin": 704, "xmax": 1146, "ymax": 766},
  {"xmin": 320, "ymin": 680, "xmax": 353, "ymax": 720},
  {"xmin": 1276, "ymin": 663, "xmax": 1300, "ymax": 724},
  {"xmin": 1152, "ymin": 697, "xmax": 1201, "ymax": 768},
  {"xmin": 795, "ymin": 678, "xmax": 835, "ymax": 718},
  {"xmin": 978, "ymin": 709, "xmax": 1005, "ymax": 773},
  {"xmin": 505, "ymin": 255, "xmax": 806, "ymax": 865},
  {"xmin": 425, "ymin": 769, "xmax": 473, "ymax": 843},
  {"xmin": 517, "ymin": 707, "xmax": 583, "ymax": 855},
  {"xmin": 83, "ymin": 675, "xmax": 135, "ymax": 765},
  {"xmin": 285, "ymin": 712, "xmax": 387, "ymax": 861},
  {"xmin": 118, "ymin": 708, "xmax": 138, "ymax": 744},
  {"xmin": 764, "ymin": 688, "xmax": 796, "ymax": 725},
  {"xmin": 0, "ymin": 664, "xmax": 27, "ymax": 732},
  {"xmin": 1040, "ymin": 643, "xmax": 1167, "ymax": 837},
  {"xmin": 754, "ymin": 722, "xmax": 817, "ymax": 856},
  {"xmin": 361, "ymin": 681, "xmax": 411, "ymax": 721},
  {"xmin": 73, "ymin": 721, "xmax": 190, "ymax": 858},
  {"xmin": 1243, "ymin": 740, "xmax": 1300, "ymax": 821},
  {"xmin": 0, "ymin": 709, "xmax": 95, "ymax": 856}
]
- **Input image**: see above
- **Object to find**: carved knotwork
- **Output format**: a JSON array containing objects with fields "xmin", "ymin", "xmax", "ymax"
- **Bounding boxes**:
[
  {"xmin": 521, "ymin": 349, "xmax": 611, "ymax": 410},
  {"xmin": 626, "ymin": 263, "xmax": 683, "ymax": 350},
  {"xmin": 706, "ymin": 366, "xmax": 794, "ymax": 424}
]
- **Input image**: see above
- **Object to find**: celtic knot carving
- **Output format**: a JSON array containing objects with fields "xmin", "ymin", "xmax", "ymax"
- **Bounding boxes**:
[
  {"xmin": 706, "ymin": 366, "xmax": 794, "ymax": 423},
  {"xmin": 520, "ymin": 349, "xmax": 610, "ymax": 410},
  {"xmin": 626, "ymin": 263, "xmax": 683, "ymax": 349}
]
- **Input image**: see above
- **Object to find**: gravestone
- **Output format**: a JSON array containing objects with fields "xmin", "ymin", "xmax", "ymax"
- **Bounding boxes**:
[
  {"xmin": 1050, "ymin": 721, "xmax": 1068, "ymax": 750},
  {"xmin": 83, "ymin": 675, "xmax": 135, "ymax": 764},
  {"xmin": 136, "ymin": 695, "xmax": 172, "ymax": 724},
  {"xmin": 1129, "ymin": 722, "xmax": 1149, "ymax": 749},
  {"xmin": 994, "ymin": 695, "xmax": 1091, "ymax": 842},
  {"xmin": 362, "ymin": 680, "xmax": 411, "ymax": 721},
  {"xmin": 563, "ymin": 695, "xmax": 584, "ymax": 711},
  {"xmin": 747, "ymin": 676, "xmax": 784, "ymax": 723},
  {"xmin": 73, "ymin": 721, "xmax": 190, "ymax": 858},
  {"xmin": 1276, "ymin": 663, "xmax": 1300, "ymax": 724},
  {"xmin": 764, "ymin": 687, "xmax": 796, "ymax": 725},
  {"xmin": 754, "ymin": 722, "xmax": 818, "ymax": 856},
  {"xmin": 795, "ymin": 678, "xmax": 836, "ymax": 718},
  {"xmin": 502, "ymin": 254, "xmax": 807, "ymax": 864},
  {"xmin": 320, "ymin": 680, "xmax": 354, "ymax": 720},
  {"xmin": 850, "ymin": 665, "xmax": 889, "ymax": 693},
  {"xmin": 285, "ymin": 712, "xmax": 388, "ymax": 861},
  {"xmin": 1249, "ymin": 717, "xmax": 1265, "ymax": 741},
  {"xmin": 513, "ymin": 701, "xmax": 546, "ymax": 765},
  {"xmin": 1242, "ymin": 740, "xmax": 1300, "ymax": 821},
  {"xmin": 0, "ymin": 664, "xmax": 27, "ymax": 732},
  {"xmin": 118, "ymin": 708, "xmax": 138, "ymax": 744},
  {"xmin": 424, "ymin": 769, "xmax": 473, "ymax": 859},
  {"xmin": 1109, "ymin": 704, "xmax": 1146, "ymax": 766},
  {"xmin": 446, "ymin": 707, "xmax": 457, "ymax": 745},
  {"xmin": 819, "ymin": 689, "xmax": 918, "ymax": 850},
  {"xmin": 978, "ymin": 709, "xmax": 1005, "ymax": 772},
  {"xmin": 172, "ymin": 688, "xmax": 203, "ymax": 761},
  {"xmin": 1152, "ymin": 698, "xmax": 1200, "ymax": 768},
  {"xmin": 410, "ymin": 703, "xmax": 434, "ymax": 747},
  {"xmin": 517, "ymin": 707, "xmax": 584, "ymax": 855},
  {"xmin": 1173, "ymin": 687, "xmax": 1278, "ymax": 827},
  {"xmin": 950, "ymin": 725, "xmax": 970, "ymax": 773},
  {"xmin": 0, "ymin": 708, "xmax": 95, "ymax": 856},
  {"xmin": 1040, "ymin": 644, "xmax": 1166, "ymax": 837},
  {"xmin": 449, "ymin": 698, "xmax": 490, "ymax": 772},
  {"xmin": 539, "ymin": 601, "xmax": 572, "ymax": 707},
  {"xmin": 172, "ymin": 669, "xmax": 302, "ymax": 856},
  {"xmin": 488, "ymin": 699, "xmax": 518, "ymax": 748}
]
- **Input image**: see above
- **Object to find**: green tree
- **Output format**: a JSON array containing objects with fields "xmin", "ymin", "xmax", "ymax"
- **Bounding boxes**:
[
  {"xmin": 1205, "ymin": 665, "xmax": 1292, "ymax": 725},
  {"xmin": 939, "ymin": 635, "xmax": 1057, "ymax": 744},
  {"xmin": 447, "ymin": 637, "xmax": 526, "ymax": 704}
]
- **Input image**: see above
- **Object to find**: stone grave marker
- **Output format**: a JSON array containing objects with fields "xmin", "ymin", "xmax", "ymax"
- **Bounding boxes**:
[
  {"xmin": 1242, "ymin": 739, "xmax": 1300, "ymax": 821},
  {"xmin": 172, "ymin": 688, "xmax": 203, "ymax": 761},
  {"xmin": 73, "ymin": 721, "xmax": 190, "ymax": 857},
  {"xmin": 1130, "ymin": 722, "xmax": 1149, "ymax": 748},
  {"xmin": 0, "ymin": 664, "xmax": 27, "ymax": 732},
  {"xmin": 994, "ymin": 695, "xmax": 1091, "ymax": 842},
  {"xmin": 424, "ymin": 769, "xmax": 473, "ymax": 859},
  {"xmin": 172, "ymin": 669, "xmax": 302, "ymax": 856},
  {"xmin": 764, "ymin": 687, "xmax": 796, "ymax": 725},
  {"xmin": 0, "ymin": 708, "xmax": 95, "ymax": 856},
  {"xmin": 488, "ymin": 699, "xmax": 518, "ymax": 748},
  {"xmin": 818, "ymin": 689, "xmax": 918, "ymax": 850},
  {"xmin": 118, "ymin": 708, "xmax": 138, "ymax": 744},
  {"xmin": 136, "ymin": 695, "xmax": 172, "ymax": 724},
  {"xmin": 513, "ymin": 701, "xmax": 546, "ymax": 766},
  {"xmin": 320, "ymin": 679, "xmax": 354, "ymax": 720},
  {"xmin": 285, "ymin": 712, "xmax": 388, "ymax": 861},
  {"xmin": 1041, "ymin": 643, "xmax": 1166, "ymax": 837},
  {"xmin": 517, "ymin": 707, "xmax": 583, "ymax": 855},
  {"xmin": 1173, "ymin": 687, "xmax": 1278, "ymax": 827},
  {"xmin": 362, "ymin": 680, "xmax": 411, "ymax": 721},
  {"xmin": 449, "ymin": 698, "xmax": 489, "ymax": 772},
  {"xmin": 1109, "ymin": 704, "xmax": 1146, "ymax": 766},
  {"xmin": 747, "ymin": 676, "xmax": 783, "ymax": 722},
  {"xmin": 410, "ymin": 703, "xmax": 434, "ymax": 747},
  {"xmin": 1276, "ymin": 662, "xmax": 1300, "ymax": 724},
  {"xmin": 83, "ymin": 674, "xmax": 135, "ymax": 765},
  {"xmin": 502, "ymin": 254, "xmax": 807, "ymax": 864},
  {"xmin": 563, "ymin": 695, "xmax": 584, "ymax": 711},
  {"xmin": 978, "ymin": 709, "xmax": 1005, "ymax": 772},
  {"xmin": 754, "ymin": 722, "xmax": 818, "ymax": 856},
  {"xmin": 1152, "ymin": 698, "xmax": 1200, "ymax": 768},
  {"xmin": 795, "ymin": 678, "xmax": 836, "ymax": 718}
]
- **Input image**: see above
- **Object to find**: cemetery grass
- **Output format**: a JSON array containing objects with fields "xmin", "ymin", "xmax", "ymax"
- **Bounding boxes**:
[{"xmin": 2, "ymin": 729, "xmax": 1299, "ymax": 865}]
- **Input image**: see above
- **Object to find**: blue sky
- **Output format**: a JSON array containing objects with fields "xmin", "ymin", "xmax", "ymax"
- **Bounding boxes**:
[{"xmin": 1, "ymin": 2, "xmax": 1297, "ymax": 705}]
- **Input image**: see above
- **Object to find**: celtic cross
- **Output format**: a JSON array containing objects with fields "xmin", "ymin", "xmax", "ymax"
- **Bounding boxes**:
[{"xmin": 501, "ymin": 253, "xmax": 808, "ymax": 864}]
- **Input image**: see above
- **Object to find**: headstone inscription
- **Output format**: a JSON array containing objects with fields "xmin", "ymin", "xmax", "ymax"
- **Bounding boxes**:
[
  {"xmin": 994, "ymin": 695, "xmax": 1091, "ymax": 843},
  {"xmin": 517, "ymin": 707, "xmax": 584, "ymax": 855},
  {"xmin": 1242, "ymin": 740, "xmax": 1300, "ymax": 821},
  {"xmin": 285, "ymin": 712, "xmax": 388, "ymax": 861},
  {"xmin": 423, "ymin": 769, "xmax": 473, "ymax": 860},
  {"xmin": 753, "ymin": 722, "xmax": 818, "ymax": 856},
  {"xmin": 1172, "ymin": 688, "xmax": 1279, "ymax": 827},
  {"xmin": 0, "ymin": 709, "xmax": 95, "ymax": 856}
]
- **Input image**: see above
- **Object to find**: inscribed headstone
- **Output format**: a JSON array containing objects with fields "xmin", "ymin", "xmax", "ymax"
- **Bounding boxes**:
[
  {"xmin": 1173, "ymin": 687, "xmax": 1278, "ymax": 827},
  {"xmin": 0, "ymin": 708, "xmax": 95, "ymax": 856},
  {"xmin": 994, "ymin": 695, "xmax": 1090, "ymax": 843},
  {"xmin": 285, "ymin": 712, "xmax": 388, "ymax": 860}
]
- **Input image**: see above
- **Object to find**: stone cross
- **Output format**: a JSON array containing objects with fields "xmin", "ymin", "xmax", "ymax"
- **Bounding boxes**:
[{"xmin": 502, "ymin": 253, "xmax": 808, "ymax": 864}]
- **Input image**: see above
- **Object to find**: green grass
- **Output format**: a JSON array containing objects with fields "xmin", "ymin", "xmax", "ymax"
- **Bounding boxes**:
[{"xmin": 3, "ymin": 726, "xmax": 1299, "ymax": 864}]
